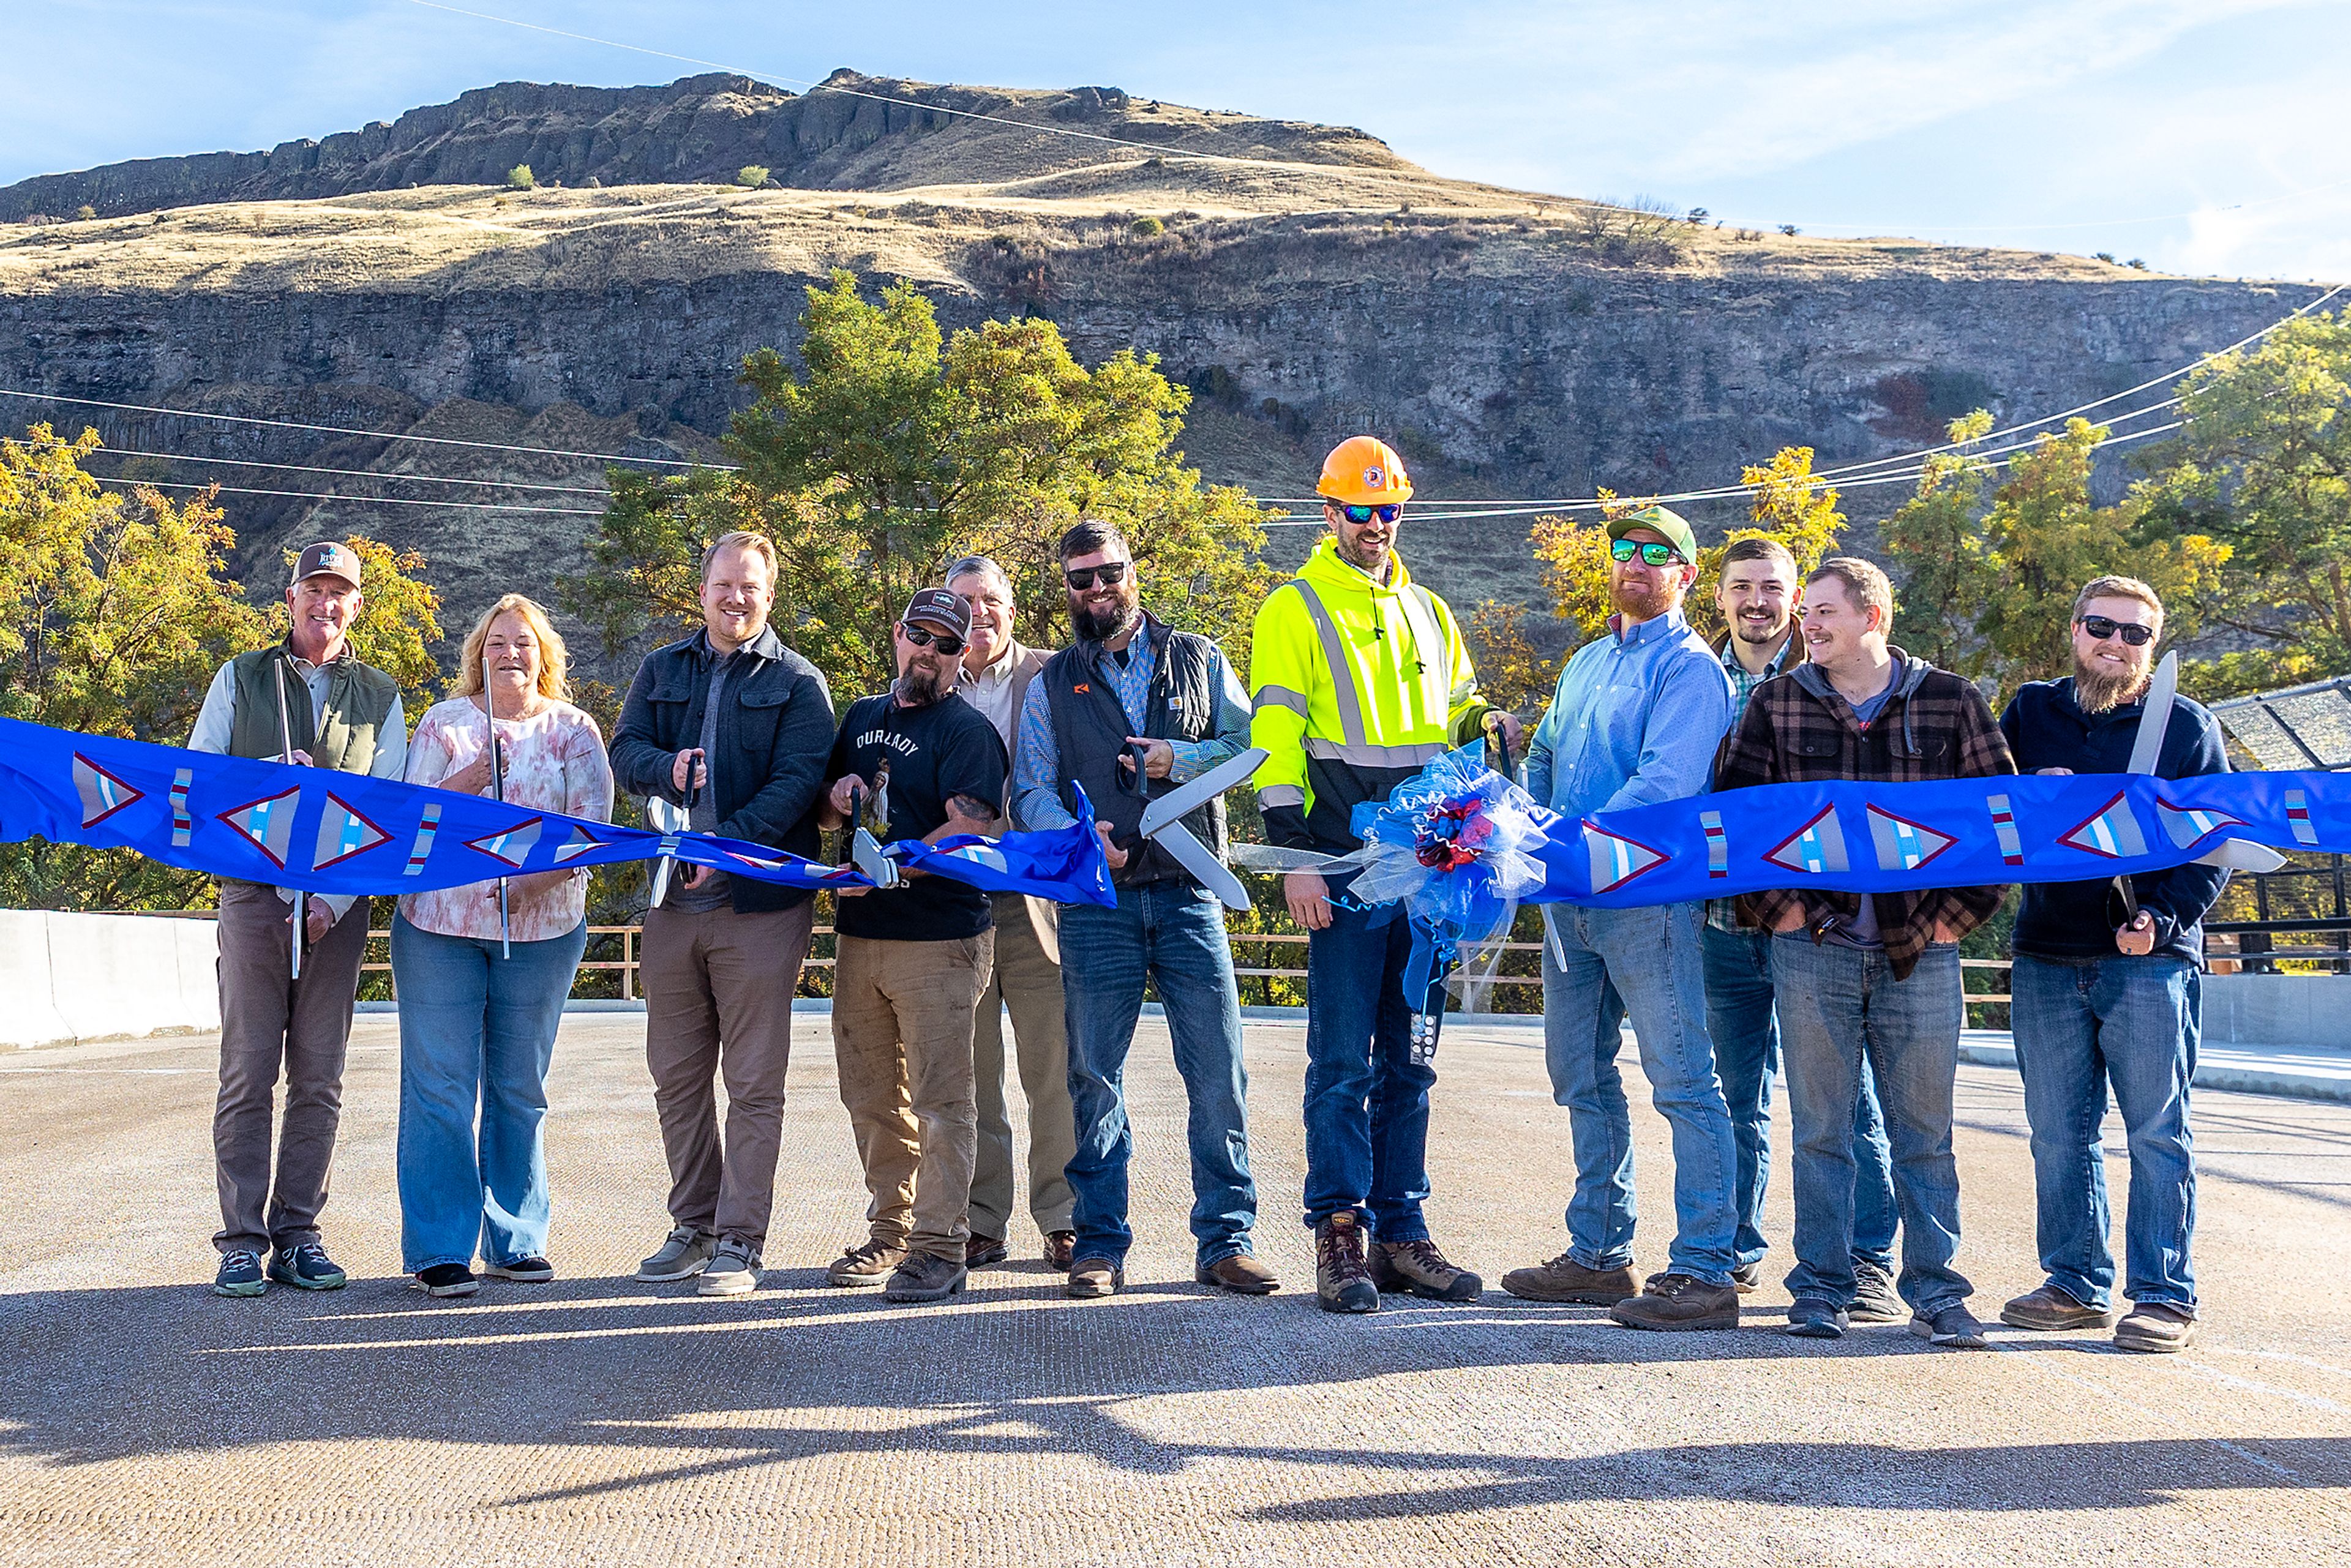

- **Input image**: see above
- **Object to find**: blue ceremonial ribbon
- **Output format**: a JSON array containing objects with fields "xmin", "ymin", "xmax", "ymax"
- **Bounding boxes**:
[{"xmin": 0, "ymin": 716, "xmax": 1116, "ymax": 907}]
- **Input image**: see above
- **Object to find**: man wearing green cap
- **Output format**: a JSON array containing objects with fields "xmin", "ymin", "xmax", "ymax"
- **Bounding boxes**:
[{"xmin": 1501, "ymin": 506, "xmax": 1745, "ymax": 1331}]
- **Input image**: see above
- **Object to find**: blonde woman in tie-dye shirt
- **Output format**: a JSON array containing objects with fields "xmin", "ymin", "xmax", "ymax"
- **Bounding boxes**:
[{"xmin": 391, "ymin": 594, "xmax": 612, "ymax": 1297}]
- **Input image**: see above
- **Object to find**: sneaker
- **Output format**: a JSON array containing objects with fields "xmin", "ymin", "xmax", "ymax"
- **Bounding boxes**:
[
  {"xmin": 1195, "ymin": 1253, "xmax": 1280, "ymax": 1295},
  {"xmin": 1501, "ymin": 1252, "xmax": 1638, "ymax": 1305},
  {"xmin": 1044, "ymin": 1230, "xmax": 1077, "ymax": 1272},
  {"xmin": 1314, "ymin": 1213, "xmax": 1379, "ymax": 1315},
  {"xmin": 214, "ymin": 1250, "xmax": 266, "ymax": 1297},
  {"xmin": 482, "ymin": 1256, "xmax": 555, "ymax": 1284},
  {"xmin": 1731, "ymin": 1261, "xmax": 1763, "ymax": 1294},
  {"xmin": 883, "ymin": 1251, "xmax": 969, "ymax": 1304},
  {"xmin": 1068, "ymin": 1256, "xmax": 1123, "ymax": 1299},
  {"xmin": 267, "ymin": 1241, "xmax": 348, "ymax": 1291},
  {"xmin": 2113, "ymin": 1302, "xmax": 2197, "ymax": 1354},
  {"xmin": 2001, "ymin": 1283, "xmax": 2116, "ymax": 1331},
  {"xmin": 411, "ymin": 1263, "xmax": 479, "ymax": 1297},
  {"xmin": 827, "ymin": 1240, "xmax": 908, "ymax": 1288},
  {"xmin": 697, "ymin": 1242, "xmax": 762, "ymax": 1297},
  {"xmin": 1910, "ymin": 1303, "xmax": 1989, "ymax": 1349},
  {"xmin": 966, "ymin": 1234, "xmax": 1010, "ymax": 1268},
  {"xmin": 635, "ymin": 1225, "xmax": 715, "ymax": 1283},
  {"xmin": 1850, "ymin": 1258, "xmax": 1906, "ymax": 1324},
  {"xmin": 1610, "ymin": 1272, "xmax": 1741, "ymax": 1332},
  {"xmin": 1369, "ymin": 1239, "xmax": 1483, "ymax": 1302},
  {"xmin": 1787, "ymin": 1297, "xmax": 1850, "ymax": 1339}
]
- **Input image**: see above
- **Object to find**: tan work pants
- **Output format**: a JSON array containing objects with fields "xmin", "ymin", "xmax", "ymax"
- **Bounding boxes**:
[{"xmin": 969, "ymin": 895, "xmax": 1075, "ymax": 1241}]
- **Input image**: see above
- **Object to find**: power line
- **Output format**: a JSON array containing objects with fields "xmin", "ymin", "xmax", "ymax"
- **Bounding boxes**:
[
  {"xmin": 14, "ymin": 440, "xmax": 615, "ymax": 497},
  {"xmin": 79, "ymin": 475, "xmax": 608, "ymax": 517},
  {"xmin": 0, "ymin": 386, "xmax": 719, "ymax": 468}
]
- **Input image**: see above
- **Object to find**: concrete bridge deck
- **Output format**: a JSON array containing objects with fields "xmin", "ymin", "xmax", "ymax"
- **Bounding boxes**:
[{"xmin": 2, "ymin": 1014, "xmax": 2347, "ymax": 1566}]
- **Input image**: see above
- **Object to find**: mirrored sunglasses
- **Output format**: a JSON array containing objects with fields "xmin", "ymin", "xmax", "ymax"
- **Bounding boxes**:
[
  {"xmin": 2077, "ymin": 614, "xmax": 2154, "ymax": 647},
  {"xmin": 899, "ymin": 622, "xmax": 966, "ymax": 657},
  {"xmin": 1610, "ymin": 538, "xmax": 1684, "ymax": 566},
  {"xmin": 1335, "ymin": 503, "xmax": 1403, "ymax": 525}
]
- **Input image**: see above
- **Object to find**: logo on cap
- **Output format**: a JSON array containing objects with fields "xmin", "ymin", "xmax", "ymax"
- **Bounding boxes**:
[{"xmin": 1363, "ymin": 466, "xmax": 1384, "ymax": 489}]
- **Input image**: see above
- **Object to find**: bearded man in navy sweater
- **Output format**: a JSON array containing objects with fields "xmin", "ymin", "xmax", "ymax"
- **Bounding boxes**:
[{"xmin": 1997, "ymin": 576, "xmax": 2229, "ymax": 1356}]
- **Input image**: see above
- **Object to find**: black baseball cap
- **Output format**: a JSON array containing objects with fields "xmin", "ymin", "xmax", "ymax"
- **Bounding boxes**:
[{"xmin": 902, "ymin": 587, "xmax": 972, "ymax": 640}]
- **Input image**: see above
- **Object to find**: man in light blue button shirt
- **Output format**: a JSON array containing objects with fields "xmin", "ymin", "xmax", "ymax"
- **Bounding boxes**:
[{"xmin": 1498, "ymin": 506, "xmax": 1745, "ymax": 1332}]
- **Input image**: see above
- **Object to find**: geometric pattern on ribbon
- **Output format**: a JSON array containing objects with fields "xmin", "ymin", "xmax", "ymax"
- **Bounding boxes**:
[
  {"xmin": 1585, "ymin": 822, "xmax": 1670, "ymax": 895},
  {"xmin": 1700, "ymin": 809, "xmax": 1728, "ymax": 879},
  {"xmin": 2155, "ymin": 798, "xmax": 2247, "ymax": 850},
  {"xmin": 312, "ymin": 793, "xmax": 394, "ymax": 871},
  {"xmin": 72, "ymin": 753, "xmax": 146, "ymax": 829},
  {"xmin": 404, "ymin": 802, "xmax": 441, "ymax": 876},
  {"xmin": 2058, "ymin": 790, "xmax": 2149, "ymax": 859},
  {"xmin": 1763, "ymin": 805, "xmax": 1849, "ymax": 876},
  {"xmin": 170, "ymin": 767, "xmax": 194, "ymax": 847},
  {"xmin": 2286, "ymin": 789, "xmax": 2319, "ymax": 846},
  {"xmin": 465, "ymin": 816, "xmax": 544, "ymax": 869},
  {"xmin": 216, "ymin": 786, "xmax": 302, "ymax": 869},
  {"xmin": 550, "ymin": 822, "xmax": 612, "ymax": 864},
  {"xmin": 1865, "ymin": 804, "xmax": 1956, "ymax": 872}
]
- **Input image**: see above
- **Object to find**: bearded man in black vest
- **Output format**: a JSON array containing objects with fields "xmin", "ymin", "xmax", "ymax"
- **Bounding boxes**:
[{"xmin": 1011, "ymin": 520, "xmax": 1277, "ymax": 1300}]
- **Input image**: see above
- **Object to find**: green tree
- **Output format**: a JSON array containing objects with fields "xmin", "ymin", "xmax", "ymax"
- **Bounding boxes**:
[
  {"xmin": 1880, "ymin": 413, "xmax": 2229, "ymax": 688},
  {"xmin": 2131, "ymin": 312, "xmax": 2351, "ymax": 698},
  {"xmin": 567, "ymin": 269, "xmax": 1273, "ymax": 702},
  {"xmin": 505, "ymin": 164, "xmax": 534, "ymax": 190}
]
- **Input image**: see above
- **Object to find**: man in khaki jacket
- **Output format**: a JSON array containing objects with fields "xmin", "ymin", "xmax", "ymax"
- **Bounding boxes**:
[{"xmin": 948, "ymin": 554, "xmax": 1078, "ymax": 1270}]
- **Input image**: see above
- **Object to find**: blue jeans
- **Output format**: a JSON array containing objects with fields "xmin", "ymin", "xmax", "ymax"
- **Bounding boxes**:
[
  {"xmin": 1541, "ymin": 902, "xmax": 1740, "ymax": 1286},
  {"xmin": 1703, "ymin": 924, "xmax": 1899, "ymax": 1271},
  {"xmin": 391, "ymin": 914, "xmax": 586, "ymax": 1272},
  {"xmin": 2010, "ymin": 954, "xmax": 2200, "ymax": 1314},
  {"xmin": 1302, "ymin": 896, "xmax": 1433, "ymax": 1241},
  {"xmin": 1062, "ymin": 883, "xmax": 1256, "ymax": 1267},
  {"xmin": 1769, "ymin": 934, "xmax": 1970, "ymax": 1314}
]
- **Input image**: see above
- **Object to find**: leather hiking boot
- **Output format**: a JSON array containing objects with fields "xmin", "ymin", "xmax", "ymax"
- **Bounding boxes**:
[
  {"xmin": 1315, "ymin": 1213, "xmax": 1378, "ymax": 1315},
  {"xmin": 1068, "ymin": 1256, "xmax": 1123, "ymax": 1299},
  {"xmin": 882, "ymin": 1251, "xmax": 967, "ymax": 1304},
  {"xmin": 2001, "ymin": 1283, "xmax": 2117, "ymax": 1332},
  {"xmin": 1195, "ymin": 1253, "xmax": 1280, "ymax": 1294},
  {"xmin": 827, "ymin": 1240, "xmax": 907, "ymax": 1288},
  {"xmin": 1910, "ymin": 1304, "xmax": 1990, "ymax": 1349},
  {"xmin": 1787, "ymin": 1297, "xmax": 1850, "ymax": 1339},
  {"xmin": 1369, "ymin": 1239, "xmax": 1483, "ymax": 1302},
  {"xmin": 1849, "ymin": 1258, "xmax": 1907, "ymax": 1324},
  {"xmin": 1731, "ymin": 1261, "xmax": 1763, "ymax": 1294},
  {"xmin": 1610, "ymin": 1272, "xmax": 1741, "ymax": 1332},
  {"xmin": 1501, "ymin": 1252, "xmax": 1638, "ymax": 1305},
  {"xmin": 2114, "ymin": 1302, "xmax": 2197, "ymax": 1354},
  {"xmin": 1044, "ymin": 1230, "xmax": 1076, "ymax": 1272},
  {"xmin": 966, "ymin": 1234, "xmax": 1010, "ymax": 1268}
]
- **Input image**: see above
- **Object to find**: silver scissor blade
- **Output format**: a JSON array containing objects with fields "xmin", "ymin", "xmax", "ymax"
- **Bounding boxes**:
[
  {"xmin": 2196, "ymin": 838, "xmax": 2287, "ymax": 872},
  {"xmin": 1138, "ymin": 746, "xmax": 1268, "ymax": 838},
  {"xmin": 852, "ymin": 827, "xmax": 901, "ymax": 890},
  {"xmin": 644, "ymin": 795, "xmax": 686, "ymax": 907},
  {"xmin": 1149, "ymin": 819, "xmax": 1253, "ymax": 912},
  {"xmin": 2126, "ymin": 651, "xmax": 2179, "ymax": 776}
]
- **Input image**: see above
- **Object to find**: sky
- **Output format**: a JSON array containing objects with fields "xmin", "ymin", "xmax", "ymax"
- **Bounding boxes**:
[{"xmin": 6, "ymin": 0, "xmax": 2349, "ymax": 281}]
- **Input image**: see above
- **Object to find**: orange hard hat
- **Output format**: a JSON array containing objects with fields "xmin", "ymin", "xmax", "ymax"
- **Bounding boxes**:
[{"xmin": 1316, "ymin": 435, "xmax": 1414, "ymax": 506}]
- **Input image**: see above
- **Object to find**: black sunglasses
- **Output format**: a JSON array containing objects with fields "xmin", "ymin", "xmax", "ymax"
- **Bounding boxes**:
[
  {"xmin": 1332, "ymin": 503, "xmax": 1403, "ymax": 525},
  {"xmin": 1064, "ymin": 561, "xmax": 1132, "ymax": 590},
  {"xmin": 2077, "ymin": 614, "xmax": 2154, "ymax": 647},
  {"xmin": 1610, "ymin": 538, "xmax": 1685, "ymax": 566},
  {"xmin": 899, "ymin": 622, "xmax": 966, "ymax": 657}
]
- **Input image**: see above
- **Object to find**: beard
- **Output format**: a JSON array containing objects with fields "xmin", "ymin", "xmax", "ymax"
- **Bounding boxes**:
[
  {"xmin": 2073, "ymin": 654, "xmax": 2149, "ymax": 715},
  {"xmin": 1611, "ymin": 579, "xmax": 1676, "ymax": 623},
  {"xmin": 896, "ymin": 661, "xmax": 949, "ymax": 707},
  {"xmin": 1073, "ymin": 592, "xmax": 1141, "ymax": 644}
]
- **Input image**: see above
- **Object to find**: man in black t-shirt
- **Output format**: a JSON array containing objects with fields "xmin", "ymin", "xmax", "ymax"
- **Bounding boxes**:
[{"xmin": 817, "ymin": 588, "xmax": 1010, "ymax": 1305}]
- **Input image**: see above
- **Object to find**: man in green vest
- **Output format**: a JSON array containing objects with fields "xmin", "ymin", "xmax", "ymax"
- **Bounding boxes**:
[{"xmin": 188, "ymin": 541, "xmax": 407, "ymax": 1298}]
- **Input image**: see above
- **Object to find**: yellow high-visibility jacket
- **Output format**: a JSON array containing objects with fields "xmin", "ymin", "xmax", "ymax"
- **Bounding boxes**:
[{"xmin": 1248, "ymin": 536, "xmax": 1496, "ymax": 851}]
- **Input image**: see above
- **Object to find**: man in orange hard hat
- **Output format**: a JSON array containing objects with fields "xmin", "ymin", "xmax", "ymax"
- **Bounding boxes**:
[{"xmin": 1248, "ymin": 435, "xmax": 1522, "ymax": 1314}]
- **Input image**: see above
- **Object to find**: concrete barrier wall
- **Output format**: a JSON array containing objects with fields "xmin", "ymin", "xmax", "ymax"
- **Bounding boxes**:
[
  {"xmin": 2200, "ymin": 973, "xmax": 2351, "ymax": 1051},
  {"xmin": 0, "ymin": 911, "xmax": 219, "ymax": 1049}
]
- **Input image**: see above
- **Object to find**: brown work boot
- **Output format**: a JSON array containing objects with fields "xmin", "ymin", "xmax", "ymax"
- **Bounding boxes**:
[
  {"xmin": 1068, "ymin": 1256, "xmax": 1123, "ymax": 1299},
  {"xmin": 1610, "ymin": 1272, "xmax": 1741, "ymax": 1331},
  {"xmin": 1043, "ymin": 1230, "xmax": 1076, "ymax": 1272},
  {"xmin": 966, "ymin": 1233, "xmax": 1010, "ymax": 1268},
  {"xmin": 1314, "ymin": 1212, "xmax": 1379, "ymax": 1314},
  {"xmin": 1196, "ymin": 1253, "xmax": 1280, "ymax": 1294},
  {"xmin": 1501, "ymin": 1251, "xmax": 1638, "ymax": 1305},
  {"xmin": 2001, "ymin": 1283, "xmax": 2117, "ymax": 1332},
  {"xmin": 1370, "ymin": 1239, "xmax": 1483, "ymax": 1302},
  {"xmin": 825, "ymin": 1240, "xmax": 906, "ymax": 1288},
  {"xmin": 2114, "ymin": 1302, "xmax": 2197, "ymax": 1353}
]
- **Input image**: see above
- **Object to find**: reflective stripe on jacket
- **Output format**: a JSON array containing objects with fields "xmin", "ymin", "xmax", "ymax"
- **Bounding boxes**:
[{"xmin": 1247, "ymin": 536, "xmax": 1491, "ymax": 851}]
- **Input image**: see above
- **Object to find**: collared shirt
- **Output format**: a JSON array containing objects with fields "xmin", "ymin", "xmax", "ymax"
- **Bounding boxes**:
[
  {"xmin": 957, "ymin": 639, "xmax": 1026, "ymax": 750},
  {"xmin": 1524, "ymin": 607, "xmax": 1733, "ymax": 821},
  {"xmin": 1708, "ymin": 628, "xmax": 1796, "ymax": 931},
  {"xmin": 1013, "ymin": 633, "xmax": 1252, "ymax": 831},
  {"xmin": 667, "ymin": 625, "xmax": 784, "ymax": 912}
]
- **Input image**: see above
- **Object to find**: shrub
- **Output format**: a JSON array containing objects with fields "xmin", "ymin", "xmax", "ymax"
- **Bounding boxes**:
[
  {"xmin": 737, "ymin": 165, "xmax": 771, "ymax": 188},
  {"xmin": 74, "ymin": 204, "xmax": 96, "ymax": 222},
  {"xmin": 2095, "ymin": 251, "xmax": 2116, "ymax": 263},
  {"xmin": 1131, "ymin": 215, "xmax": 1164, "ymax": 238},
  {"xmin": 2126, "ymin": 258, "xmax": 2149, "ymax": 270},
  {"xmin": 506, "ymin": 164, "xmax": 535, "ymax": 190},
  {"xmin": 1778, "ymin": 223, "xmax": 1800, "ymax": 236}
]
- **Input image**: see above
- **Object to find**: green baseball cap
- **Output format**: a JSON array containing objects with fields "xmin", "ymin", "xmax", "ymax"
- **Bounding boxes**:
[{"xmin": 1605, "ymin": 505, "xmax": 1698, "ymax": 565}]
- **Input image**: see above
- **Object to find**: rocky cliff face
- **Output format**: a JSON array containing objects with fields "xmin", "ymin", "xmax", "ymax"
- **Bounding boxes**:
[{"xmin": 0, "ymin": 75, "xmax": 2329, "ymax": 670}]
